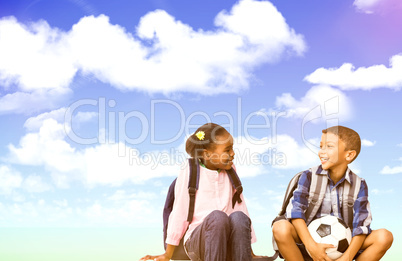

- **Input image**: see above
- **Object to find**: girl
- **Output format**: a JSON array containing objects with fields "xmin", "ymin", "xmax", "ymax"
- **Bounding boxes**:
[{"xmin": 140, "ymin": 123, "xmax": 262, "ymax": 261}]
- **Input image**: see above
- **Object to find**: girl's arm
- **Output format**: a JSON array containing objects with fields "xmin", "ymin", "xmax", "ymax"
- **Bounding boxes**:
[{"xmin": 139, "ymin": 244, "xmax": 176, "ymax": 261}]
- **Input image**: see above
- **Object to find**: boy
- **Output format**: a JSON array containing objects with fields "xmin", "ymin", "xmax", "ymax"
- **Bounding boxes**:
[{"xmin": 272, "ymin": 126, "xmax": 393, "ymax": 261}]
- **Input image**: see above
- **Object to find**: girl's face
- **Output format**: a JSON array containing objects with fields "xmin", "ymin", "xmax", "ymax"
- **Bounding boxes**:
[{"xmin": 203, "ymin": 132, "xmax": 235, "ymax": 171}]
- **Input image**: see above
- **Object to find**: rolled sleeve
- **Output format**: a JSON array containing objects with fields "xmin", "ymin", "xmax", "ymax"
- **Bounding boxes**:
[
  {"xmin": 352, "ymin": 179, "xmax": 372, "ymax": 237},
  {"xmin": 287, "ymin": 170, "xmax": 311, "ymax": 221}
]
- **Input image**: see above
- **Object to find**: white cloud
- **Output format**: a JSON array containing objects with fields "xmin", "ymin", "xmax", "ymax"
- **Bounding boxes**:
[
  {"xmin": 0, "ymin": 165, "xmax": 50, "ymax": 195},
  {"xmin": 22, "ymin": 175, "xmax": 52, "ymax": 193},
  {"xmin": 361, "ymin": 139, "xmax": 376, "ymax": 147},
  {"xmin": 353, "ymin": 0, "xmax": 402, "ymax": 14},
  {"xmin": 8, "ymin": 116, "xmax": 183, "ymax": 187},
  {"xmin": 0, "ymin": 0, "xmax": 305, "ymax": 111},
  {"xmin": 53, "ymin": 199, "xmax": 68, "ymax": 208},
  {"xmin": 304, "ymin": 54, "xmax": 402, "ymax": 91},
  {"xmin": 0, "ymin": 17, "xmax": 76, "ymax": 91},
  {"xmin": 75, "ymin": 111, "xmax": 98, "ymax": 123},
  {"xmin": 214, "ymin": 0, "xmax": 306, "ymax": 59},
  {"xmin": 380, "ymin": 164, "xmax": 402, "ymax": 175},
  {"xmin": 354, "ymin": 0, "xmax": 383, "ymax": 13},
  {"xmin": 0, "ymin": 196, "xmax": 157, "ymax": 227},
  {"xmin": 0, "ymin": 165, "xmax": 23, "ymax": 194},
  {"xmin": 8, "ymin": 119, "xmax": 84, "ymax": 173},
  {"xmin": 371, "ymin": 188, "xmax": 394, "ymax": 195},
  {"xmin": 83, "ymin": 144, "xmax": 181, "ymax": 187},
  {"xmin": 23, "ymin": 107, "xmax": 68, "ymax": 131},
  {"xmin": 81, "ymin": 199, "xmax": 158, "ymax": 226},
  {"xmin": 274, "ymin": 85, "xmax": 353, "ymax": 122},
  {"xmin": 107, "ymin": 190, "xmax": 157, "ymax": 201},
  {"xmin": 380, "ymin": 157, "xmax": 402, "ymax": 175},
  {"xmin": 23, "ymin": 107, "xmax": 98, "ymax": 136},
  {"xmin": 0, "ymin": 88, "xmax": 71, "ymax": 115}
]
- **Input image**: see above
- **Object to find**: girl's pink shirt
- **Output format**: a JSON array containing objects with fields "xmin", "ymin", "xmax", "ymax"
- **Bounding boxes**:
[{"xmin": 166, "ymin": 160, "xmax": 257, "ymax": 246}]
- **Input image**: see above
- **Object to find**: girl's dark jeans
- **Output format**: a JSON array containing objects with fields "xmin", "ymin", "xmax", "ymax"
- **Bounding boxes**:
[{"xmin": 185, "ymin": 210, "xmax": 252, "ymax": 261}]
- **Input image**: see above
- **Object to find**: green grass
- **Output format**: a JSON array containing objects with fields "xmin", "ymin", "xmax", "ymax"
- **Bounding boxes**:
[{"xmin": 0, "ymin": 226, "xmax": 399, "ymax": 261}]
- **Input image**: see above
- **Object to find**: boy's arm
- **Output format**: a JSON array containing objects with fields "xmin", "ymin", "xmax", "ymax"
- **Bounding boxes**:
[
  {"xmin": 292, "ymin": 218, "xmax": 334, "ymax": 261},
  {"xmin": 351, "ymin": 179, "xmax": 372, "ymax": 237}
]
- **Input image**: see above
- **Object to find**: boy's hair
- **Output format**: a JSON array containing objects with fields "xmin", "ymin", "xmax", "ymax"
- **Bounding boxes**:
[
  {"xmin": 322, "ymin": 125, "xmax": 361, "ymax": 163},
  {"xmin": 185, "ymin": 123, "xmax": 228, "ymax": 160}
]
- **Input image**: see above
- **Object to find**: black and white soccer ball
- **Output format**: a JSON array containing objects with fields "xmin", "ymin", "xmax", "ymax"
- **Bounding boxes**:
[{"xmin": 307, "ymin": 215, "xmax": 352, "ymax": 260}]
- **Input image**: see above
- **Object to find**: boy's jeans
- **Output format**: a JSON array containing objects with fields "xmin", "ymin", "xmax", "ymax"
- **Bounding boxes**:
[{"xmin": 184, "ymin": 210, "xmax": 252, "ymax": 261}]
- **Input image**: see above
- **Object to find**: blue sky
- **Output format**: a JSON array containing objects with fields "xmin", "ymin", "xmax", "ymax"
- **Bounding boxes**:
[{"xmin": 0, "ymin": 0, "xmax": 402, "ymax": 259}]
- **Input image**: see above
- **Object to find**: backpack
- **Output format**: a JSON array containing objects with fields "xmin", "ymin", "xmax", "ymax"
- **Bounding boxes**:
[
  {"xmin": 271, "ymin": 165, "xmax": 362, "ymax": 259},
  {"xmin": 162, "ymin": 158, "xmax": 243, "ymax": 260}
]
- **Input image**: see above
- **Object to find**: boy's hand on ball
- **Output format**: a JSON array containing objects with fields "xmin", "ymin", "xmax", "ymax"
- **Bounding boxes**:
[{"xmin": 307, "ymin": 242, "xmax": 334, "ymax": 261}]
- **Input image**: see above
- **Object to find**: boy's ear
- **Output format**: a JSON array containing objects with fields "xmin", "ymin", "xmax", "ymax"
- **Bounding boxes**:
[{"xmin": 346, "ymin": 150, "xmax": 357, "ymax": 162}]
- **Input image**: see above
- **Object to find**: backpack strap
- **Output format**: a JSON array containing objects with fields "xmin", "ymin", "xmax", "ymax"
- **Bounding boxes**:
[
  {"xmin": 279, "ymin": 171, "xmax": 304, "ymax": 217},
  {"xmin": 227, "ymin": 168, "xmax": 243, "ymax": 208},
  {"xmin": 270, "ymin": 170, "xmax": 306, "ymax": 260},
  {"xmin": 305, "ymin": 165, "xmax": 328, "ymax": 225},
  {"xmin": 187, "ymin": 158, "xmax": 200, "ymax": 222},
  {"xmin": 342, "ymin": 169, "xmax": 362, "ymax": 229}
]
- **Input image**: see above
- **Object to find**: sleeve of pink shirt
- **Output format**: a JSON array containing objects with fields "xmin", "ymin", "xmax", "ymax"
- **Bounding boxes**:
[
  {"xmin": 165, "ymin": 161, "xmax": 191, "ymax": 246},
  {"xmin": 231, "ymin": 165, "xmax": 257, "ymax": 244},
  {"xmin": 234, "ymin": 192, "xmax": 257, "ymax": 244}
]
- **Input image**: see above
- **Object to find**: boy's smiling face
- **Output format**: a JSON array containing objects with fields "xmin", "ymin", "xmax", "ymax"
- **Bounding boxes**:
[{"xmin": 319, "ymin": 132, "xmax": 350, "ymax": 171}]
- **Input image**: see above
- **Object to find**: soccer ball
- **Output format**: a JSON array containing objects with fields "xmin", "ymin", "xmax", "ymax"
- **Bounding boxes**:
[{"xmin": 307, "ymin": 215, "xmax": 352, "ymax": 260}]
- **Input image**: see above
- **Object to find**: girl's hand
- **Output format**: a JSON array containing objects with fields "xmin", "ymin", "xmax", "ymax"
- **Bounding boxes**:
[
  {"xmin": 306, "ymin": 242, "xmax": 334, "ymax": 261},
  {"xmin": 139, "ymin": 254, "xmax": 170, "ymax": 261},
  {"xmin": 251, "ymin": 248, "xmax": 268, "ymax": 259}
]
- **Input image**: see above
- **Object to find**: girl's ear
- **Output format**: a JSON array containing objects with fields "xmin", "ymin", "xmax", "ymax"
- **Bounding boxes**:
[{"xmin": 346, "ymin": 150, "xmax": 357, "ymax": 162}]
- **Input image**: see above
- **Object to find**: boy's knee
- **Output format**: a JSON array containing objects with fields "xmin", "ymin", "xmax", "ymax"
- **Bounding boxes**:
[
  {"xmin": 272, "ymin": 220, "xmax": 293, "ymax": 242},
  {"xmin": 376, "ymin": 229, "xmax": 393, "ymax": 250}
]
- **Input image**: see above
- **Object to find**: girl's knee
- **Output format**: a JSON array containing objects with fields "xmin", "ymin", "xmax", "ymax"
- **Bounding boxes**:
[
  {"xmin": 229, "ymin": 211, "xmax": 250, "ymax": 226},
  {"xmin": 206, "ymin": 210, "xmax": 230, "ymax": 227}
]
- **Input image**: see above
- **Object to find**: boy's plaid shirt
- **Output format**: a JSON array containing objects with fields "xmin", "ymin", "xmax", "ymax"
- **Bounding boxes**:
[{"xmin": 286, "ymin": 166, "xmax": 372, "ymax": 237}]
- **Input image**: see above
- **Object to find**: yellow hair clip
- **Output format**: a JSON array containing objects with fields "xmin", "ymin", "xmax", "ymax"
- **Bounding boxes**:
[{"xmin": 195, "ymin": 131, "xmax": 205, "ymax": 140}]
